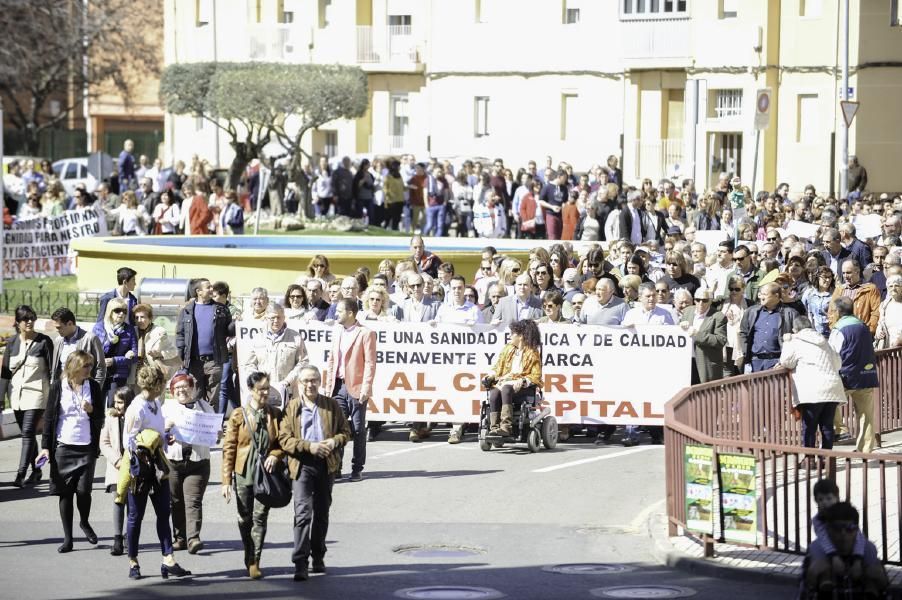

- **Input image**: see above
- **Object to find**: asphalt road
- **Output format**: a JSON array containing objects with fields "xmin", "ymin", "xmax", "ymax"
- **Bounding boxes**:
[{"xmin": 0, "ymin": 425, "xmax": 796, "ymax": 599}]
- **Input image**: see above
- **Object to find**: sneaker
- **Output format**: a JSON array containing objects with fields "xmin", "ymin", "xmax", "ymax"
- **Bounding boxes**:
[
  {"xmin": 187, "ymin": 539, "xmax": 204, "ymax": 554},
  {"xmin": 409, "ymin": 430, "xmax": 422, "ymax": 443},
  {"xmin": 171, "ymin": 539, "xmax": 187, "ymax": 551},
  {"xmin": 448, "ymin": 432, "xmax": 461, "ymax": 444},
  {"xmin": 350, "ymin": 470, "xmax": 363, "ymax": 482}
]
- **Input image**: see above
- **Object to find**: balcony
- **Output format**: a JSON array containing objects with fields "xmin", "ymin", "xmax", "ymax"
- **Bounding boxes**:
[
  {"xmin": 633, "ymin": 138, "xmax": 686, "ymax": 182},
  {"xmin": 620, "ymin": 17, "xmax": 691, "ymax": 66},
  {"xmin": 248, "ymin": 25, "xmax": 307, "ymax": 62},
  {"xmin": 356, "ymin": 25, "xmax": 422, "ymax": 72}
]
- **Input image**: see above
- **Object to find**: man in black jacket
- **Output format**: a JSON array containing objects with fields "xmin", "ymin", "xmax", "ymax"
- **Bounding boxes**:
[
  {"xmin": 176, "ymin": 278, "xmax": 234, "ymax": 403},
  {"xmin": 618, "ymin": 190, "xmax": 647, "ymax": 245},
  {"xmin": 737, "ymin": 282, "xmax": 799, "ymax": 372}
]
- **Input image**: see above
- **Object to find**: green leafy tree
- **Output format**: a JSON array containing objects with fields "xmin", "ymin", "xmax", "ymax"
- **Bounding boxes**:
[{"xmin": 160, "ymin": 62, "xmax": 368, "ymax": 205}]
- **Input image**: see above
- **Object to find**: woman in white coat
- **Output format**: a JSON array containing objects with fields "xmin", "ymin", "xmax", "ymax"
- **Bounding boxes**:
[
  {"xmin": 134, "ymin": 304, "xmax": 180, "ymax": 381},
  {"xmin": 778, "ymin": 316, "xmax": 847, "ymax": 450},
  {"xmin": 99, "ymin": 387, "xmax": 135, "ymax": 556}
]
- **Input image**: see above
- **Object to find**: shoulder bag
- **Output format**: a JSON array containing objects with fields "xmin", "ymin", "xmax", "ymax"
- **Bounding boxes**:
[{"xmin": 242, "ymin": 408, "xmax": 292, "ymax": 508}]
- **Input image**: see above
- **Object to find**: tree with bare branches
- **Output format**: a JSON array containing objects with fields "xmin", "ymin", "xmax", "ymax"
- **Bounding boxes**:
[{"xmin": 0, "ymin": 0, "xmax": 162, "ymax": 154}]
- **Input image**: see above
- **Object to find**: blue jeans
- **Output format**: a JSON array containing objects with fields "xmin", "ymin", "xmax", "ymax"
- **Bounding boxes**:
[
  {"xmin": 127, "ymin": 484, "xmax": 174, "ymax": 559},
  {"xmin": 219, "ymin": 359, "xmax": 238, "ymax": 416},
  {"xmin": 801, "ymin": 402, "xmax": 836, "ymax": 449},
  {"xmin": 334, "ymin": 382, "xmax": 366, "ymax": 474},
  {"xmin": 424, "ymin": 204, "xmax": 446, "ymax": 237}
]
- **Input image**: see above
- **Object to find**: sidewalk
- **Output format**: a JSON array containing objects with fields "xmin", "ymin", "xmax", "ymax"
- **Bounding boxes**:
[{"xmin": 650, "ymin": 434, "xmax": 902, "ymax": 592}]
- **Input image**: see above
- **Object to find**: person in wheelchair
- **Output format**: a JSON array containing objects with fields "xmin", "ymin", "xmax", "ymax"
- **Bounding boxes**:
[{"xmin": 483, "ymin": 319, "xmax": 542, "ymax": 438}]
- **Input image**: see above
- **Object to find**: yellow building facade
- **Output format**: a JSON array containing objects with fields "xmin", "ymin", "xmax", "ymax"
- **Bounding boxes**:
[{"xmin": 164, "ymin": 0, "xmax": 902, "ymax": 195}]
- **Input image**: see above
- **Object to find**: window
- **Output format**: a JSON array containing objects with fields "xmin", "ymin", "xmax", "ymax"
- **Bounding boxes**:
[
  {"xmin": 278, "ymin": 0, "xmax": 294, "ymax": 24},
  {"xmin": 563, "ymin": 1, "xmax": 580, "ymax": 24},
  {"xmin": 389, "ymin": 14, "xmax": 412, "ymax": 26},
  {"xmin": 195, "ymin": 0, "xmax": 211, "ymax": 26},
  {"xmin": 390, "ymin": 94, "xmax": 409, "ymax": 137},
  {"xmin": 318, "ymin": 0, "xmax": 331, "ymax": 28},
  {"xmin": 474, "ymin": 97, "xmax": 490, "ymax": 137},
  {"xmin": 65, "ymin": 162, "xmax": 78, "ymax": 179},
  {"xmin": 797, "ymin": 94, "xmax": 818, "ymax": 143},
  {"xmin": 324, "ymin": 131, "xmax": 338, "ymax": 158},
  {"xmin": 622, "ymin": 0, "xmax": 688, "ymax": 18},
  {"xmin": 561, "ymin": 93, "xmax": 578, "ymax": 141},
  {"xmin": 800, "ymin": 0, "xmax": 822, "ymax": 18},
  {"xmin": 713, "ymin": 89, "xmax": 743, "ymax": 118},
  {"xmin": 475, "ymin": 0, "xmax": 491, "ymax": 23},
  {"xmin": 893, "ymin": 0, "xmax": 902, "ymax": 26},
  {"xmin": 719, "ymin": 0, "xmax": 737, "ymax": 18}
]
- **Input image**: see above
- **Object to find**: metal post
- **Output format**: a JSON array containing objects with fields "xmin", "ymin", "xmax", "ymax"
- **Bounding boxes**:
[
  {"xmin": 0, "ymin": 106, "xmax": 5, "ymax": 293},
  {"xmin": 83, "ymin": 0, "xmax": 92, "ymax": 153},
  {"xmin": 839, "ymin": 0, "xmax": 850, "ymax": 199}
]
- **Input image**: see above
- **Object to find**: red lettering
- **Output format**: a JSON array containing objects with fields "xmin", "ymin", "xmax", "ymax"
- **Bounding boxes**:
[
  {"xmin": 573, "ymin": 374, "xmax": 593, "ymax": 394},
  {"xmin": 416, "ymin": 372, "xmax": 437, "ymax": 392},
  {"xmin": 455, "ymin": 373, "xmax": 477, "ymax": 392},
  {"xmin": 409, "ymin": 398, "xmax": 429, "ymax": 414},
  {"xmin": 387, "ymin": 372, "xmax": 412, "ymax": 391},
  {"xmin": 643, "ymin": 402, "xmax": 664, "ymax": 419},
  {"xmin": 555, "ymin": 400, "xmax": 577, "ymax": 417},
  {"xmin": 383, "ymin": 397, "xmax": 405, "ymax": 413},
  {"xmin": 591, "ymin": 400, "xmax": 616, "ymax": 417},
  {"xmin": 545, "ymin": 374, "xmax": 567, "ymax": 393},
  {"xmin": 429, "ymin": 399, "xmax": 453, "ymax": 415},
  {"xmin": 613, "ymin": 402, "xmax": 639, "ymax": 418}
]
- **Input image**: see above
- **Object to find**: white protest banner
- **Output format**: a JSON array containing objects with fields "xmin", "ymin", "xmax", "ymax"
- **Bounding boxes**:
[
  {"xmin": 3, "ymin": 207, "xmax": 108, "ymax": 279},
  {"xmin": 853, "ymin": 214, "xmax": 882, "ymax": 240},
  {"xmin": 784, "ymin": 220, "xmax": 820, "ymax": 241},
  {"xmin": 694, "ymin": 230, "xmax": 729, "ymax": 255},
  {"xmin": 236, "ymin": 320, "xmax": 691, "ymax": 425},
  {"xmin": 167, "ymin": 405, "xmax": 223, "ymax": 447}
]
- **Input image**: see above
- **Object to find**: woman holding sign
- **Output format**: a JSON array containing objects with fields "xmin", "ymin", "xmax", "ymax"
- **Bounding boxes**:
[
  {"xmin": 485, "ymin": 319, "xmax": 543, "ymax": 437},
  {"xmin": 221, "ymin": 372, "xmax": 285, "ymax": 579},
  {"xmin": 162, "ymin": 371, "xmax": 216, "ymax": 554}
]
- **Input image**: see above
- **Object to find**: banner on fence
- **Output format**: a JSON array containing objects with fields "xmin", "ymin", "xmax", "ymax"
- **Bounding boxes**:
[
  {"xmin": 165, "ymin": 404, "xmax": 223, "ymax": 448},
  {"xmin": 3, "ymin": 208, "xmax": 107, "ymax": 279},
  {"xmin": 685, "ymin": 445, "xmax": 715, "ymax": 535},
  {"xmin": 236, "ymin": 320, "xmax": 691, "ymax": 425},
  {"xmin": 718, "ymin": 452, "xmax": 759, "ymax": 545}
]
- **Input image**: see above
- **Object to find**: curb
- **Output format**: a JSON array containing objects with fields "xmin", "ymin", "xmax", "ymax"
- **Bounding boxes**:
[{"xmin": 645, "ymin": 511, "xmax": 799, "ymax": 586}]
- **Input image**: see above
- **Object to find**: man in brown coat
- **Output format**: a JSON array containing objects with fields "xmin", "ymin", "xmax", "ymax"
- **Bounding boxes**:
[
  {"xmin": 279, "ymin": 365, "xmax": 350, "ymax": 582},
  {"xmin": 828, "ymin": 259, "xmax": 881, "ymax": 334}
]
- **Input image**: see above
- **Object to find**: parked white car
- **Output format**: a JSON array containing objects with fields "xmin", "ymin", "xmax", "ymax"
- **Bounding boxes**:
[{"xmin": 52, "ymin": 157, "xmax": 99, "ymax": 197}]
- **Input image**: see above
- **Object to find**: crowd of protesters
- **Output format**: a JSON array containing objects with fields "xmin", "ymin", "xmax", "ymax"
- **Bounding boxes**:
[{"xmin": 3, "ymin": 142, "xmax": 902, "ymax": 591}]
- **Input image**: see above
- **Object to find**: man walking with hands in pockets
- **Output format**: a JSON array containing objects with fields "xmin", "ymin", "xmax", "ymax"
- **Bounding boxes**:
[{"xmin": 325, "ymin": 298, "xmax": 376, "ymax": 482}]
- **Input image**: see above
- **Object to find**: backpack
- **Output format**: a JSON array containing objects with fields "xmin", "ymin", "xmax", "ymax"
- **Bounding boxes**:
[
  {"xmin": 227, "ymin": 205, "xmax": 244, "ymax": 229},
  {"xmin": 129, "ymin": 446, "xmax": 157, "ymax": 496}
]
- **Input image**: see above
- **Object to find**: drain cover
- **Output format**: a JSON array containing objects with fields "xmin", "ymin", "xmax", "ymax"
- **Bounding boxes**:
[
  {"xmin": 394, "ymin": 586, "xmax": 505, "ymax": 599},
  {"xmin": 590, "ymin": 585, "xmax": 697, "ymax": 598},
  {"xmin": 394, "ymin": 544, "xmax": 485, "ymax": 558},
  {"xmin": 543, "ymin": 563, "xmax": 636, "ymax": 575}
]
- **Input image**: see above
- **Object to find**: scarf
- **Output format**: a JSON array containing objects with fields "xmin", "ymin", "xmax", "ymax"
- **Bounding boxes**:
[
  {"xmin": 105, "ymin": 321, "xmax": 126, "ymax": 348},
  {"xmin": 137, "ymin": 323, "xmax": 152, "ymax": 359}
]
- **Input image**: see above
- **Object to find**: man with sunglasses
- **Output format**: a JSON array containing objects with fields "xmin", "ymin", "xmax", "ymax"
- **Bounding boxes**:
[
  {"xmin": 473, "ymin": 260, "xmax": 498, "ymax": 306},
  {"xmin": 679, "ymin": 289, "xmax": 727, "ymax": 384},
  {"xmin": 705, "ymin": 241, "xmax": 737, "ymax": 301},
  {"xmin": 733, "ymin": 245, "xmax": 762, "ymax": 304}
]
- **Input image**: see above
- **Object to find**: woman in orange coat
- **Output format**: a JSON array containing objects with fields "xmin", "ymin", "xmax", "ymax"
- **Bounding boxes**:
[{"xmin": 484, "ymin": 320, "xmax": 543, "ymax": 437}]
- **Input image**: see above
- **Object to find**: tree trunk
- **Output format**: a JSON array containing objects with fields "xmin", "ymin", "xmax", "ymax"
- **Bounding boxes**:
[
  {"xmin": 23, "ymin": 124, "xmax": 40, "ymax": 156},
  {"xmin": 225, "ymin": 142, "xmax": 255, "ymax": 192},
  {"xmin": 288, "ymin": 152, "xmax": 312, "ymax": 220}
]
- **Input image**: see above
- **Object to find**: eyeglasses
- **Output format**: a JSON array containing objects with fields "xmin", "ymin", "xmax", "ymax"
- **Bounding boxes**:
[
  {"xmin": 173, "ymin": 385, "xmax": 192, "ymax": 393},
  {"xmin": 767, "ymin": 237, "xmax": 779, "ymax": 241},
  {"xmin": 19, "ymin": 317, "xmax": 36, "ymax": 323},
  {"xmin": 409, "ymin": 283, "xmax": 424, "ymax": 288},
  {"xmin": 550, "ymin": 257, "xmax": 560, "ymax": 262},
  {"xmin": 694, "ymin": 299, "xmax": 711, "ymax": 303},
  {"xmin": 511, "ymin": 268, "xmax": 521, "ymax": 273},
  {"xmin": 543, "ymin": 304, "xmax": 558, "ymax": 309},
  {"xmin": 729, "ymin": 287, "xmax": 742, "ymax": 292},
  {"xmin": 112, "ymin": 308, "xmax": 126, "ymax": 314},
  {"xmin": 535, "ymin": 270, "xmax": 549, "ymax": 276},
  {"xmin": 481, "ymin": 267, "xmax": 492, "ymax": 272},
  {"xmin": 289, "ymin": 294, "xmax": 304, "ymax": 299},
  {"xmin": 341, "ymin": 286, "xmax": 356, "ymax": 291}
]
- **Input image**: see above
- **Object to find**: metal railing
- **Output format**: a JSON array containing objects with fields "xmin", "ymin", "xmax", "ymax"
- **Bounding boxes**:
[
  {"xmin": 633, "ymin": 138, "xmax": 685, "ymax": 182},
  {"xmin": 1, "ymin": 289, "xmax": 101, "ymax": 322},
  {"xmin": 665, "ymin": 347, "xmax": 902, "ymax": 564},
  {"xmin": 356, "ymin": 25, "xmax": 418, "ymax": 64}
]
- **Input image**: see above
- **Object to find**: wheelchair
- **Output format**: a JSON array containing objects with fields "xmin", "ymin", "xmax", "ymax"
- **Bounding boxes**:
[{"xmin": 477, "ymin": 380, "xmax": 559, "ymax": 453}]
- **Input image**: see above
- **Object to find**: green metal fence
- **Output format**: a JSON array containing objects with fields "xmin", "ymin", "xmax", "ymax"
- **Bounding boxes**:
[{"xmin": 0, "ymin": 289, "xmax": 101, "ymax": 322}]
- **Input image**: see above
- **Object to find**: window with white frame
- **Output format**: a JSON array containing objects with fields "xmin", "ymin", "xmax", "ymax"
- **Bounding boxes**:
[
  {"xmin": 324, "ymin": 131, "xmax": 338, "ymax": 158},
  {"xmin": 713, "ymin": 89, "xmax": 743, "ymax": 119},
  {"xmin": 719, "ymin": 0, "xmax": 737, "ymax": 18},
  {"xmin": 800, "ymin": 0, "xmax": 822, "ymax": 18},
  {"xmin": 390, "ymin": 94, "xmax": 409, "ymax": 138},
  {"xmin": 797, "ymin": 94, "xmax": 818, "ymax": 143},
  {"xmin": 561, "ymin": 93, "xmax": 578, "ymax": 141},
  {"xmin": 474, "ymin": 97, "xmax": 489, "ymax": 137},
  {"xmin": 622, "ymin": 0, "xmax": 688, "ymax": 18},
  {"xmin": 563, "ymin": 1, "xmax": 581, "ymax": 24}
]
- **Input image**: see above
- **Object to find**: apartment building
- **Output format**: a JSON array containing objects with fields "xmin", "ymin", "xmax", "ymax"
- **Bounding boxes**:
[{"xmin": 164, "ymin": 0, "xmax": 902, "ymax": 194}]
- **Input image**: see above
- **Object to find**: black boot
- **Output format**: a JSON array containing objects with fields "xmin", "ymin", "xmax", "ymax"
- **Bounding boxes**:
[{"xmin": 111, "ymin": 535, "xmax": 124, "ymax": 556}]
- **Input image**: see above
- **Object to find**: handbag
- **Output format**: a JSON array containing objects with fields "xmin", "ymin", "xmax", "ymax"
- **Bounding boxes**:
[{"xmin": 242, "ymin": 408, "xmax": 292, "ymax": 508}]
